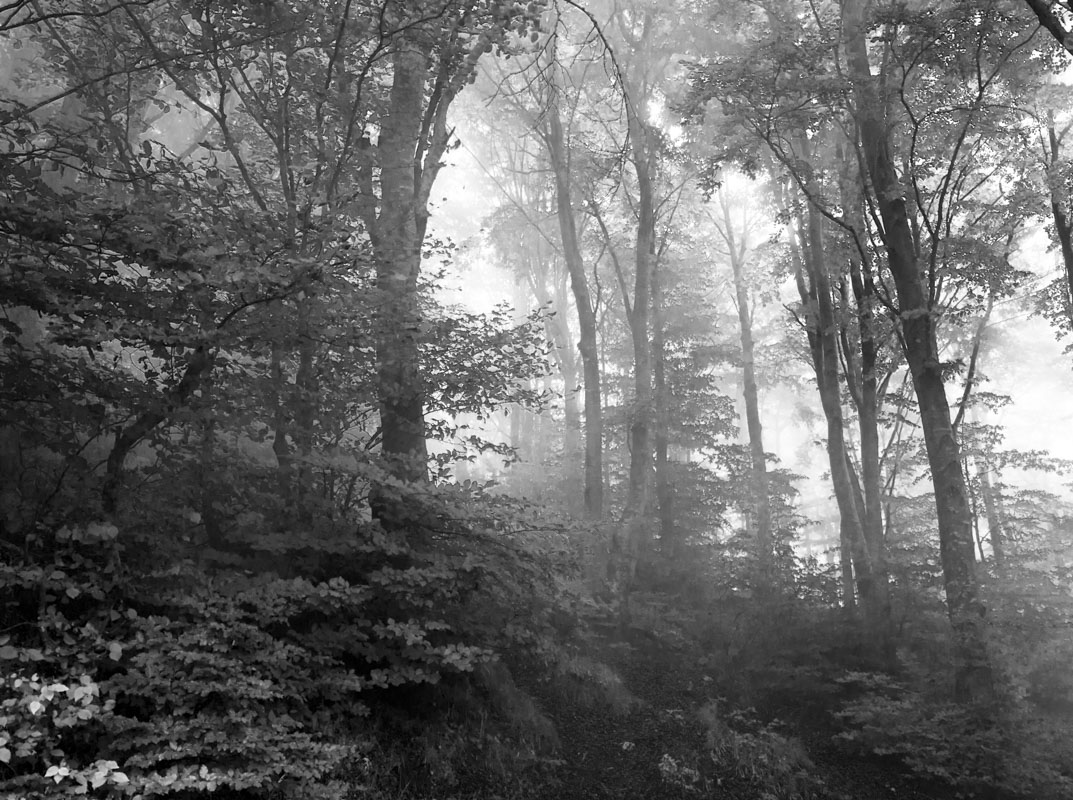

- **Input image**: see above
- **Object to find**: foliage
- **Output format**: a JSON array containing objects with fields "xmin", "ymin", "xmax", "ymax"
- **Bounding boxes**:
[
  {"xmin": 836, "ymin": 670, "xmax": 1073, "ymax": 800},
  {"xmin": 0, "ymin": 471, "xmax": 581, "ymax": 797},
  {"xmin": 690, "ymin": 701, "xmax": 821, "ymax": 800}
]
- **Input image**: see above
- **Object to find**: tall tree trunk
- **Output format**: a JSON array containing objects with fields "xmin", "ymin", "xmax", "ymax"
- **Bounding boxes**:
[
  {"xmin": 626, "ymin": 145, "xmax": 655, "ymax": 523},
  {"xmin": 293, "ymin": 293, "xmax": 319, "ymax": 506},
  {"xmin": 844, "ymin": 0, "xmax": 993, "ymax": 703},
  {"xmin": 546, "ymin": 85, "xmax": 603, "ymax": 519},
  {"xmin": 841, "ymin": 151, "xmax": 894, "ymax": 651},
  {"xmin": 1046, "ymin": 122, "xmax": 1073, "ymax": 328},
  {"xmin": 721, "ymin": 196, "xmax": 774, "ymax": 589},
  {"xmin": 374, "ymin": 35, "xmax": 430, "ymax": 489},
  {"xmin": 653, "ymin": 257, "xmax": 678, "ymax": 556},
  {"xmin": 604, "ymin": 106, "xmax": 658, "ymax": 626},
  {"xmin": 774, "ymin": 173, "xmax": 865, "ymax": 613},
  {"xmin": 792, "ymin": 202, "xmax": 868, "ymax": 616},
  {"xmin": 613, "ymin": 112, "xmax": 658, "ymax": 614}
]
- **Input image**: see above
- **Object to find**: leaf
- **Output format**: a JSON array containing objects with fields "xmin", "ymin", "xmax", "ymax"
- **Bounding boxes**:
[
  {"xmin": 0, "ymin": 645, "xmax": 17, "ymax": 659},
  {"xmin": 86, "ymin": 522, "xmax": 118, "ymax": 541},
  {"xmin": 108, "ymin": 642, "xmax": 123, "ymax": 661},
  {"xmin": 0, "ymin": 747, "xmax": 10, "ymax": 764}
]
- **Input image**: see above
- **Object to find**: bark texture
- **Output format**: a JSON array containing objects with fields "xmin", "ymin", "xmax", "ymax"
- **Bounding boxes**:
[
  {"xmin": 546, "ymin": 90, "xmax": 604, "ymax": 519},
  {"xmin": 843, "ymin": 0, "xmax": 993, "ymax": 703},
  {"xmin": 373, "ymin": 36, "xmax": 431, "ymax": 485}
]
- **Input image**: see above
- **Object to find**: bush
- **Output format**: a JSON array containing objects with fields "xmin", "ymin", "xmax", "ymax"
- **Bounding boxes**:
[
  {"xmin": 693, "ymin": 701, "xmax": 821, "ymax": 800},
  {"xmin": 836, "ymin": 671, "xmax": 1073, "ymax": 800},
  {"xmin": 0, "ymin": 477, "xmax": 578, "ymax": 799}
]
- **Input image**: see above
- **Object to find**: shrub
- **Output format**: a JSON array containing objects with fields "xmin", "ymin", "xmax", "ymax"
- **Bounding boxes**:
[
  {"xmin": 0, "ymin": 479, "xmax": 576, "ymax": 799},
  {"xmin": 696, "ymin": 701, "xmax": 820, "ymax": 800},
  {"xmin": 836, "ymin": 671, "xmax": 1073, "ymax": 800}
]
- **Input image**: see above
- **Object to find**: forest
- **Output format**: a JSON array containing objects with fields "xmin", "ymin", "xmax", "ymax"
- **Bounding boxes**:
[{"xmin": 2, "ymin": 0, "xmax": 1073, "ymax": 797}]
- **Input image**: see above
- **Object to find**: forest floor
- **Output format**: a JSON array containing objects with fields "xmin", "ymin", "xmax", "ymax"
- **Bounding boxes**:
[{"xmin": 525, "ymin": 624, "xmax": 961, "ymax": 800}]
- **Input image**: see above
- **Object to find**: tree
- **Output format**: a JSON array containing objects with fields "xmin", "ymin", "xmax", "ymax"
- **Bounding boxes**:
[
  {"xmin": 1023, "ymin": 0, "xmax": 1073, "ymax": 55},
  {"xmin": 355, "ymin": 1, "xmax": 543, "ymax": 496},
  {"xmin": 543, "ymin": 41, "xmax": 606, "ymax": 518},
  {"xmin": 707, "ymin": 180, "xmax": 776, "ymax": 587},
  {"xmin": 840, "ymin": 0, "xmax": 1036, "ymax": 702}
]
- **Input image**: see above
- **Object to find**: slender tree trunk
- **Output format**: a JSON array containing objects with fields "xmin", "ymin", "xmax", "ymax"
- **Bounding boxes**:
[
  {"xmin": 550, "ymin": 310, "xmax": 583, "ymax": 490},
  {"xmin": 841, "ymin": 153, "xmax": 894, "ymax": 652},
  {"xmin": 794, "ymin": 202, "xmax": 869, "ymax": 615},
  {"xmin": 625, "ymin": 116, "xmax": 656, "ymax": 521},
  {"xmin": 653, "ymin": 258, "xmax": 677, "ymax": 556},
  {"xmin": 294, "ymin": 293, "xmax": 318, "ymax": 505},
  {"xmin": 270, "ymin": 338, "xmax": 293, "ymax": 500},
  {"xmin": 839, "ymin": 518, "xmax": 858, "ymax": 614},
  {"xmin": 844, "ymin": 0, "xmax": 993, "ymax": 703},
  {"xmin": 774, "ymin": 174, "xmax": 869, "ymax": 614},
  {"xmin": 604, "ymin": 107, "xmax": 658, "ymax": 627},
  {"xmin": 612, "ymin": 113, "xmax": 658, "ymax": 617},
  {"xmin": 723, "ymin": 200, "xmax": 774, "ymax": 589},
  {"xmin": 976, "ymin": 458, "xmax": 1007, "ymax": 572},
  {"xmin": 562, "ymin": 365, "xmax": 582, "ymax": 469},
  {"xmin": 844, "ymin": 443, "xmax": 889, "ymax": 645},
  {"xmin": 546, "ymin": 88, "xmax": 603, "ymax": 519},
  {"xmin": 544, "ymin": 277, "xmax": 583, "ymax": 476}
]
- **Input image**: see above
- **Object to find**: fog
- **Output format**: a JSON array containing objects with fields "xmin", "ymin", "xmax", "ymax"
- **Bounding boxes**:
[{"xmin": 5, "ymin": 2, "xmax": 1073, "ymax": 797}]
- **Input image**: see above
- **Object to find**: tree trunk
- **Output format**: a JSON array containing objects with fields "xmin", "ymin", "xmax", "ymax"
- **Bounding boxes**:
[
  {"xmin": 612, "ymin": 112, "xmax": 658, "ymax": 615},
  {"xmin": 976, "ymin": 458, "xmax": 1007, "ymax": 572},
  {"xmin": 604, "ymin": 106, "xmax": 658, "ymax": 626},
  {"xmin": 625, "ymin": 116, "xmax": 656, "ymax": 522},
  {"xmin": 839, "ymin": 517, "xmax": 858, "ymax": 614},
  {"xmin": 653, "ymin": 257, "xmax": 678, "ymax": 556},
  {"xmin": 792, "ymin": 202, "xmax": 868, "ymax": 616},
  {"xmin": 546, "ymin": 87, "xmax": 603, "ymax": 519},
  {"xmin": 1047, "ymin": 122, "xmax": 1073, "ymax": 327},
  {"xmin": 841, "ymin": 152, "xmax": 894, "ymax": 652},
  {"xmin": 844, "ymin": 0, "xmax": 993, "ymax": 703},
  {"xmin": 721, "ymin": 196, "xmax": 774, "ymax": 589},
  {"xmin": 374, "ymin": 35, "xmax": 430, "ymax": 487},
  {"xmin": 293, "ymin": 293, "xmax": 319, "ymax": 506}
]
